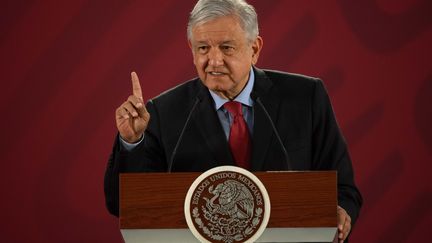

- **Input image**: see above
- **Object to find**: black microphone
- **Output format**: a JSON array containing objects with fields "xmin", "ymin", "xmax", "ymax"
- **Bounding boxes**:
[
  {"xmin": 167, "ymin": 94, "xmax": 202, "ymax": 172},
  {"xmin": 251, "ymin": 92, "xmax": 293, "ymax": 170}
]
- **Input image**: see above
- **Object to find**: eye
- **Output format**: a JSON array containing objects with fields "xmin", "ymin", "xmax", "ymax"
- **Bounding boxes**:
[
  {"xmin": 221, "ymin": 46, "xmax": 234, "ymax": 51},
  {"xmin": 221, "ymin": 45, "xmax": 235, "ymax": 54},
  {"xmin": 197, "ymin": 45, "xmax": 209, "ymax": 54}
]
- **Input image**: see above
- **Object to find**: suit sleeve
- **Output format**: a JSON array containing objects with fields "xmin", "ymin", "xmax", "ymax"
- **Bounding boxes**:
[
  {"xmin": 104, "ymin": 100, "xmax": 167, "ymax": 217},
  {"xmin": 311, "ymin": 79, "xmax": 363, "ymax": 225}
]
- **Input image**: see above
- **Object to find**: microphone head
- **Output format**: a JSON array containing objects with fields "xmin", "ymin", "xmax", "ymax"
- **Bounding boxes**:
[
  {"xmin": 195, "ymin": 89, "xmax": 204, "ymax": 102},
  {"xmin": 250, "ymin": 91, "xmax": 259, "ymax": 101}
]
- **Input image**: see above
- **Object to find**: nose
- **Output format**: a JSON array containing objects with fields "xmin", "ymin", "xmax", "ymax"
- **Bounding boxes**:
[{"xmin": 208, "ymin": 48, "xmax": 224, "ymax": 67}]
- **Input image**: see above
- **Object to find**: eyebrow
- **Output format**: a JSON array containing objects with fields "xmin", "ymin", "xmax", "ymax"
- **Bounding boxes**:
[
  {"xmin": 194, "ymin": 40, "xmax": 236, "ymax": 45},
  {"xmin": 221, "ymin": 41, "xmax": 236, "ymax": 45}
]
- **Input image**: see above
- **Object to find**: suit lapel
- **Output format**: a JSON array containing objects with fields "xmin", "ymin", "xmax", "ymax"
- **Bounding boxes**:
[
  {"xmin": 193, "ymin": 83, "xmax": 235, "ymax": 166},
  {"xmin": 191, "ymin": 68, "xmax": 278, "ymax": 170},
  {"xmin": 251, "ymin": 67, "xmax": 279, "ymax": 171}
]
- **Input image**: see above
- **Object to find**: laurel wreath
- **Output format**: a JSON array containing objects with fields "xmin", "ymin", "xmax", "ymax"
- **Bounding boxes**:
[{"xmin": 192, "ymin": 206, "xmax": 263, "ymax": 243}]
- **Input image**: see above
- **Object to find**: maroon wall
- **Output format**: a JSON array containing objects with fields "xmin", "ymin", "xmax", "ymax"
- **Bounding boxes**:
[{"xmin": 1, "ymin": 0, "xmax": 431, "ymax": 242}]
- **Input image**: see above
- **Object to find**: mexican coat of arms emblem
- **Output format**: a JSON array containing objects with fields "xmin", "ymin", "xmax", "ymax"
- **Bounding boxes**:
[{"xmin": 185, "ymin": 166, "xmax": 270, "ymax": 243}]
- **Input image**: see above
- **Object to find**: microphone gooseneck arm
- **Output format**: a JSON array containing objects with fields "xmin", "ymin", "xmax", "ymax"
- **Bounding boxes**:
[
  {"xmin": 254, "ymin": 95, "xmax": 293, "ymax": 171},
  {"xmin": 167, "ymin": 96, "xmax": 201, "ymax": 172}
]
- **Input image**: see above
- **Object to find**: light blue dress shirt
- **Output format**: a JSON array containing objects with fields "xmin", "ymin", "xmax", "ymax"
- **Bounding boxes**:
[
  {"xmin": 121, "ymin": 67, "xmax": 255, "ymax": 150},
  {"xmin": 209, "ymin": 68, "xmax": 254, "ymax": 139}
]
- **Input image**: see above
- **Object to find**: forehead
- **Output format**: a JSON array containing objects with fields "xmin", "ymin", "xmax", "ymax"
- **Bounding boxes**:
[{"xmin": 191, "ymin": 15, "xmax": 247, "ymax": 43}]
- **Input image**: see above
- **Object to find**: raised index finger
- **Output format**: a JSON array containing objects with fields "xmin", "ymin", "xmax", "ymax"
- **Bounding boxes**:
[{"xmin": 131, "ymin": 71, "xmax": 143, "ymax": 99}]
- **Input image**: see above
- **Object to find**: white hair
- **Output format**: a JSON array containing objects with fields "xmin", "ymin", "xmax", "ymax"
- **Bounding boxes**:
[{"xmin": 187, "ymin": 0, "xmax": 259, "ymax": 42}]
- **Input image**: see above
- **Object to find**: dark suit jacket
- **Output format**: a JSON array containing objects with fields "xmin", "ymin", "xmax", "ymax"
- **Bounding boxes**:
[{"xmin": 104, "ymin": 67, "xmax": 362, "ymax": 225}]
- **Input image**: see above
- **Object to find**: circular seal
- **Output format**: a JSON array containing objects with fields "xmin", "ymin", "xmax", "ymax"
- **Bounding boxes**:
[{"xmin": 184, "ymin": 166, "xmax": 271, "ymax": 243}]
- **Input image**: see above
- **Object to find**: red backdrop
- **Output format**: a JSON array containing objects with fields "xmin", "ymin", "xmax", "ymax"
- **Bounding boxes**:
[{"xmin": 1, "ymin": 0, "xmax": 431, "ymax": 242}]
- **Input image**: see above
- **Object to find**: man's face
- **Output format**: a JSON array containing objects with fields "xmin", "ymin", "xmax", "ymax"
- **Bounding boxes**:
[{"xmin": 189, "ymin": 15, "xmax": 263, "ymax": 99}]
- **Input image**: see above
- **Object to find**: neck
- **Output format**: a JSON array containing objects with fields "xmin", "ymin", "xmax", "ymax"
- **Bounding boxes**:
[
  {"xmin": 214, "ymin": 90, "xmax": 238, "ymax": 100},
  {"xmin": 215, "ymin": 77, "xmax": 250, "ymax": 100}
]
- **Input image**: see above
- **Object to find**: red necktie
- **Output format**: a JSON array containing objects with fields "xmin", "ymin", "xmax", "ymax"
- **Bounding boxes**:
[{"xmin": 224, "ymin": 101, "xmax": 251, "ymax": 169}]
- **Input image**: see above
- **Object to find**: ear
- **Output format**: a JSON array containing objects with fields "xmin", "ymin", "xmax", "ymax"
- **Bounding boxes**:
[{"xmin": 251, "ymin": 36, "xmax": 263, "ymax": 65}]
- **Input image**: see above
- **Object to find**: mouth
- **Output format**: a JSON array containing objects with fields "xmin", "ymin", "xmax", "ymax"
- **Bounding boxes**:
[{"xmin": 207, "ymin": 71, "xmax": 227, "ymax": 76}]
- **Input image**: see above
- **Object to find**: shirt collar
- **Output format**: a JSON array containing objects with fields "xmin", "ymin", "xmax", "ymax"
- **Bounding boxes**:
[{"xmin": 209, "ymin": 67, "xmax": 255, "ymax": 110}]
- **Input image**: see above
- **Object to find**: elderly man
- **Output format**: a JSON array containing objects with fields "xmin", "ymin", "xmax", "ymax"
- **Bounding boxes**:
[{"xmin": 104, "ymin": 0, "xmax": 362, "ymax": 242}]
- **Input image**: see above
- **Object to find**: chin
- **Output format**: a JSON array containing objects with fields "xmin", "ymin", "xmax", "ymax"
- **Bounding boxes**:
[{"xmin": 205, "ymin": 80, "xmax": 232, "ymax": 93}]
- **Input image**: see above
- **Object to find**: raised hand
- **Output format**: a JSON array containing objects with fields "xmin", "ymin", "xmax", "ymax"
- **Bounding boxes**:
[{"xmin": 115, "ymin": 72, "xmax": 150, "ymax": 143}]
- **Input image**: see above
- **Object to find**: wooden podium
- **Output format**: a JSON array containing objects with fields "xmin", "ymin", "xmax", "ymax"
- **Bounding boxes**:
[{"xmin": 119, "ymin": 171, "xmax": 337, "ymax": 243}]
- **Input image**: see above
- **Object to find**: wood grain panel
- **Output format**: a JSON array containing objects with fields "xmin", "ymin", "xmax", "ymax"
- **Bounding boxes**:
[{"xmin": 120, "ymin": 171, "xmax": 336, "ymax": 229}]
